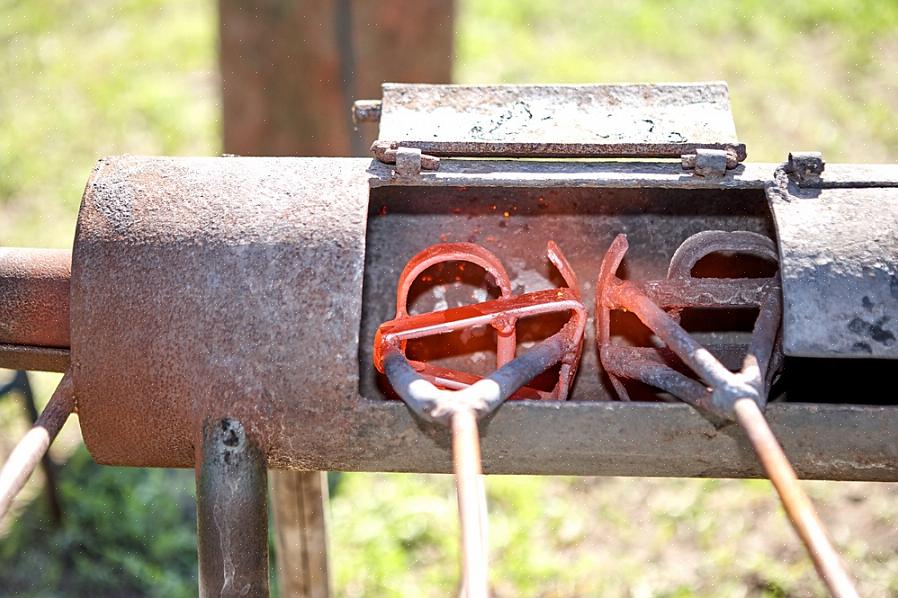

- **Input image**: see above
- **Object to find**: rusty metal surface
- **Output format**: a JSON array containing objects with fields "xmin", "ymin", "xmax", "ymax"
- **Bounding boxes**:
[
  {"xmin": 795, "ymin": 163, "xmax": 898, "ymax": 188},
  {"xmin": 359, "ymin": 401, "xmax": 898, "ymax": 480},
  {"xmin": 0, "ymin": 248, "xmax": 70, "ymax": 349},
  {"xmin": 681, "ymin": 148, "xmax": 735, "ymax": 178},
  {"xmin": 72, "ymin": 156, "xmax": 371, "ymax": 469},
  {"xmin": 783, "ymin": 151, "xmax": 825, "ymax": 185},
  {"xmin": 68, "ymin": 156, "xmax": 898, "ymax": 480},
  {"xmin": 0, "ymin": 345, "xmax": 69, "ymax": 373},
  {"xmin": 196, "ymin": 417, "xmax": 269, "ymax": 597},
  {"xmin": 376, "ymin": 83, "xmax": 746, "ymax": 161},
  {"xmin": 352, "ymin": 100, "xmax": 382, "ymax": 125},
  {"xmin": 769, "ymin": 182, "xmax": 898, "ymax": 358},
  {"xmin": 371, "ymin": 141, "xmax": 440, "ymax": 173}
]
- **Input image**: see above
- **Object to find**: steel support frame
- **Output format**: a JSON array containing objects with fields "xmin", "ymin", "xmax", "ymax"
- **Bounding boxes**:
[{"xmin": 196, "ymin": 417, "xmax": 269, "ymax": 598}]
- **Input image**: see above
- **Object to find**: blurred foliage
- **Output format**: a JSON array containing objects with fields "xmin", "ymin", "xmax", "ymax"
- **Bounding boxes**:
[
  {"xmin": 0, "ymin": 0, "xmax": 217, "ymax": 248},
  {"xmin": 457, "ymin": 0, "xmax": 898, "ymax": 164},
  {"xmin": 0, "ymin": 447, "xmax": 197, "ymax": 597},
  {"xmin": 1, "ymin": 0, "xmax": 898, "ymax": 596},
  {"xmin": 332, "ymin": 474, "xmax": 898, "ymax": 597}
]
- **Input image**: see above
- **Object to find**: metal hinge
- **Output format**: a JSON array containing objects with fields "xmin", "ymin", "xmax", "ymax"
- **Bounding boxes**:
[
  {"xmin": 370, "ymin": 141, "xmax": 440, "ymax": 177},
  {"xmin": 358, "ymin": 83, "xmax": 747, "ymax": 174},
  {"xmin": 680, "ymin": 148, "xmax": 739, "ymax": 178},
  {"xmin": 783, "ymin": 151, "xmax": 825, "ymax": 185},
  {"xmin": 356, "ymin": 102, "xmax": 442, "ymax": 177},
  {"xmin": 356, "ymin": 102, "xmax": 440, "ymax": 177}
]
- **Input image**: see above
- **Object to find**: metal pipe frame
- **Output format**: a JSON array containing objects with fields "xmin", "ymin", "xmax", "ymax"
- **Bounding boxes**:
[
  {"xmin": 0, "ymin": 371, "xmax": 63, "ymax": 523},
  {"xmin": 196, "ymin": 417, "xmax": 269, "ymax": 598},
  {"xmin": 0, "ymin": 248, "xmax": 70, "ymax": 349}
]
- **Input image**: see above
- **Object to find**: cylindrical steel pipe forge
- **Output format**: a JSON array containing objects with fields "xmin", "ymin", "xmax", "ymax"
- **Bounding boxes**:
[
  {"xmin": 0, "ymin": 153, "xmax": 896, "ymax": 481},
  {"xmin": 1, "ymin": 151, "xmax": 895, "ymax": 598},
  {"xmin": 3, "ymin": 81, "xmax": 896, "ymax": 597}
]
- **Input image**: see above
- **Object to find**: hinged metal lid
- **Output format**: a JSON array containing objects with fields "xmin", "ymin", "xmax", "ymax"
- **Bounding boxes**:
[{"xmin": 366, "ymin": 82, "xmax": 746, "ymax": 162}]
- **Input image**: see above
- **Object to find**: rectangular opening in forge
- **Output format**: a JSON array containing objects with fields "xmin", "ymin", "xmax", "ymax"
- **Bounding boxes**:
[{"xmin": 358, "ymin": 184, "xmax": 895, "ymax": 406}]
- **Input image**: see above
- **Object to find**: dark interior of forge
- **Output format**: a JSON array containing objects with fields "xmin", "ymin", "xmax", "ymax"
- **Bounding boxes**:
[{"xmin": 359, "ymin": 185, "xmax": 894, "ymax": 406}]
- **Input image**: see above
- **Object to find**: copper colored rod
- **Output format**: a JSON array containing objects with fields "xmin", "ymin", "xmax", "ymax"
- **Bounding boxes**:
[
  {"xmin": 452, "ymin": 407, "xmax": 488, "ymax": 598},
  {"xmin": 0, "ymin": 370, "xmax": 74, "ymax": 521},
  {"xmin": 734, "ymin": 398, "xmax": 859, "ymax": 598}
]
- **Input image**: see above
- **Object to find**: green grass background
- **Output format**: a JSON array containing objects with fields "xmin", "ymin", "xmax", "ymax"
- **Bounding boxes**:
[{"xmin": 1, "ymin": 0, "xmax": 897, "ymax": 596}]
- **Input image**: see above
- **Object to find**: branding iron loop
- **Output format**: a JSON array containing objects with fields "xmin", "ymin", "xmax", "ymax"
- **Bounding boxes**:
[
  {"xmin": 374, "ymin": 241, "xmax": 587, "ymax": 597},
  {"xmin": 596, "ymin": 230, "xmax": 858, "ymax": 598}
]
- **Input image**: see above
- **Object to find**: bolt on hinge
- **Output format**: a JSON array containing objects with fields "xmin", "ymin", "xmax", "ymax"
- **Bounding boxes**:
[
  {"xmin": 783, "ymin": 151, "xmax": 825, "ymax": 185},
  {"xmin": 371, "ymin": 141, "xmax": 440, "ymax": 177},
  {"xmin": 681, "ymin": 148, "xmax": 739, "ymax": 178}
]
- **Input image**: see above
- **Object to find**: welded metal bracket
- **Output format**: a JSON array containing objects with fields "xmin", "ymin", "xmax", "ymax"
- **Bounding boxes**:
[{"xmin": 351, "ymin": 99, "xmax": 382, "ymax": 124}]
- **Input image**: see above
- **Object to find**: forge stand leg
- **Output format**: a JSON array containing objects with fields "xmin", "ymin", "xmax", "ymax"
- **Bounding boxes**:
[{"xmin": 196, "ymin": 418, "xmax": 269, "ymax": 598}]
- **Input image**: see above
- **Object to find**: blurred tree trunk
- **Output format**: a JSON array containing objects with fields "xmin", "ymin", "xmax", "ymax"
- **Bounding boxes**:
[
  {"xmin": 220, "ymin": 0, "xmax": 454, "ymax": 158},
  {"xmin": 218, "ymin": 1, "xmax": 454, "ymax": 596}
]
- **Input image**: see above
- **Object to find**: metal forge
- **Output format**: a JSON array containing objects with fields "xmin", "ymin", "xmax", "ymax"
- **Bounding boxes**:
[{"xmin": 1, "ymin": 83, "xmax": 897, "ymax": 597}]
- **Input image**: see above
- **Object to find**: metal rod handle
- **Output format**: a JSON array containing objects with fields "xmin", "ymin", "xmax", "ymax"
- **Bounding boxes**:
[
  {"xmin": 0, "ymin": 370, "xmax": 73, "ymax": 521},
  {"xmin": 452, "ymin": 407, "xmax": 489, "ymax": 598},
  {"xmin": 734, "ymin": 398, "xmax": 859, "ymax": 598}
]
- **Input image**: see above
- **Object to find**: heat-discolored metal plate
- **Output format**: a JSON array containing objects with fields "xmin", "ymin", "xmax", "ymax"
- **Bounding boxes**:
[
  {"xmin": 769, "ymin": 183, "xmax": 898, "ymax": 358},
  {"xmin": 376, "ymin": 82, "xmax": 746, "ymax": 160}
]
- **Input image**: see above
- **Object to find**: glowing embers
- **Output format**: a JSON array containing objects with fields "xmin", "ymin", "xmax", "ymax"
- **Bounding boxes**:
[{"xmin": 374, "ymin": 241, "xmax": 587, "ymax": 403}]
